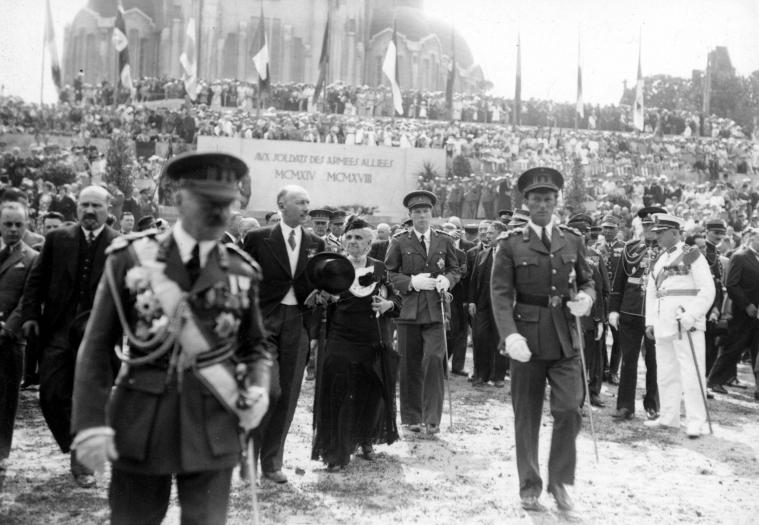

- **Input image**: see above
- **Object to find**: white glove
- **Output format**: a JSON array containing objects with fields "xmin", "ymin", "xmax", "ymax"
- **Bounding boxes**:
[
  {"xmin": 504, "ymin": 333, "xmax": 532, "ymax": 362},
  {"xmin": 410, "ymin": 272, "xmax": 437, "ymax": 291},
  {"xmin": 567, "ymin": 291, "xmax": 593, "ymax": 317},
  {"xmin": 608, "ymin": 311, "xmax": 620, "ymax": 330},
  {"xmin": 72, "ymin": 427, "xmax": 118, "ymax": 476},
  {"xmin": 239, "ymin": 386, "xmax": 269, "ymax": 432},
  {"xmin": 435, "ymin": 275, "xmax": 451, "ymax": 292},
  {"xmin": 676, "ymin": 308, "xmax": 697, "ymax": 331}
]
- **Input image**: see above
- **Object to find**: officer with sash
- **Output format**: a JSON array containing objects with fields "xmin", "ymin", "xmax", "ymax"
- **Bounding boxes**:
[
  {"xmin": 491, "ymin": 167, "xmax": 595, "ymax": 515},
  {"xmin": 644, "ymin": 214, "xmax": 714, "ymax": 438},
  {"xmin": 609, "ymin": 207, "xmax": 664, "ymax": 420},
  {"xmin": 71, "ymin": 152, "xmax": 272, "ymax": 524}
]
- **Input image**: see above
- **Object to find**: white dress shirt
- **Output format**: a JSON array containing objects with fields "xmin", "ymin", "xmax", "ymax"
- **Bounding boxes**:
[
  {"xmin": 81, "ymin": 224, "xmax": 106, "ymax": 242},
  {"xmin": 528, "ymin": 219, "xmax": 554, "ymax": 241},
  {"xmin": 172, "ymin": 221, "xmax": 216, "ymax": 267},
  {"xmin": 279, "ymin": 222, "xmax": 302, "ymax": 305},
  {"xmin": 413, "ymin": 228, "xmax": 430, "ymax": 255}
]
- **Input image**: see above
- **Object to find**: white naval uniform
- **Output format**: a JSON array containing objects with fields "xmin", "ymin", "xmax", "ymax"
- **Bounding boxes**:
[{"xmin": 645, "ymin": 241, "xmax": 715, "ymax": 435}]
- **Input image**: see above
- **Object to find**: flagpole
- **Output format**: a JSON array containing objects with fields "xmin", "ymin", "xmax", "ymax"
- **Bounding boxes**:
[
  {"xmin": 40, "ymin": 18, "xmax": 47, "ymax": 105},
  {"xmin": 574, "ymin": 29, "xmax": 580, "ymax": 130},
  {"xmin": 197, "ymin": 0, "xmax": 203, "ymax": 82}
]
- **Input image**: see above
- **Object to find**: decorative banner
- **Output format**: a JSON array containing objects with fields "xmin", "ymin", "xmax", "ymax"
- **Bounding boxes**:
[{"xmin": 197, "ymin": 137, "xmax": 446, "ymax": 219}]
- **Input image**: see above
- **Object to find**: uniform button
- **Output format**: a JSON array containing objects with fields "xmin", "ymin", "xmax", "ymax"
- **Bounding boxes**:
[
  {"xmin": 522, "ymin": 262, "xmax": 527, "ymax": 266},
  {"xmin": 551, "ymin": 286, "xmax": 556, "ymax": 291},
  {"xmin": 552, "ymin": 269, "xmax": 557, "ymax": 274},
  {"xmin": 549, "ymin": 254, "xmax": 554, "ymax": 258}
]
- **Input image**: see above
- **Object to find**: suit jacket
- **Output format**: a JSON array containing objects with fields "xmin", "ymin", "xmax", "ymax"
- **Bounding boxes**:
[
  {"xmin": 72, "ymin": 232, "xmax": 271, "ymax": 474},
  {"xmin": 725, "ymin": 247, "xmax": 759, "ymax": 320},
  {"xmin": 385, "ymin": 229, "xmax": 462, "ymax": 324},
  {"xmin": 21, "ymin": 224, "xmax": 119, "ymax": 344},
  {"xmin": 490, "ymin": 225, "xmax": 596, "ymax": 360},
  {"xmin": 368, "ymin": 239, "xmax": 389, "ymax": 262},
  {"xmin": 0, "ymin": 241, "xmax": 38, "ymax": 339},
  {"xmin": 468, "ymin": 246, "xmax": 495, "ymax": 311},
  {"xmin": 242, "ymin": 223, "xmax": 326, "ymax": 317}
]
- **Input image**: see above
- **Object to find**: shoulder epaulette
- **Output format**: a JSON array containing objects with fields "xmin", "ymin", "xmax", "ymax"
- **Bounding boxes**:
[
  {"xmin": 105, "ymin": 229, "xmax": 158, "ymax": 255},
  {"xmin": 432, "ymin": 228, "xmax": 453, "ymax": 238},
  {"xmin": 496, "ymin": 230, "xmax": 520, "ymax": 242},
  {"xmin": 558, "ymin": 224, "xmax": 582, "ymax": 237},
  {"xmin": 393, "ymin": 230, "xmax": 409, "ymax": 238}
]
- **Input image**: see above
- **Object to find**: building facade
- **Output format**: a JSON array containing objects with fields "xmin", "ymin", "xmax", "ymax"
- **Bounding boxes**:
[{"xmin": 62, "ymin": 0, "xmax": 484, "ymax": 92}]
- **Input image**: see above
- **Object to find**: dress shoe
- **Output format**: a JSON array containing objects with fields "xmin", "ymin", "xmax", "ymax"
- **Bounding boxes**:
[
  {"xmin": 727, "ymin": 377, "xmax": 746, "ymax": 389},
  {"xmin": 471, "ymin": 378, "xmax": 486, "ymax": 387},
  {"xmin": 0, "ymin": 458, "xmax": 8, "ymax": 471},
  {"xmin": 590, "ymin": 395, "xmax": 605, "ymax": 407},
  {"xmin": 520, "ymin": 496, "xmax": 547, "ymax": 512},
  {"xmin": 360, "ymin": 444, "xmax": 376, "ymax": 461},
  {"xmin": 262, "ymin": 470, "xmax": 288, "ymax": 484},
  {"xmin": 326, "ymin": 463, "xmax": 344, "ymax": 472},
  {"xmin": 73, "ymin": 473, "xmax": 96, "ymax": 488},
  {"xmin": 645, "ymin": 408, "xmax": 659, "ymax": 420},
  {"xmin": 451, "ymin": 370, "xmax": 468, "ymax": 377},
  {"xmin": 706, "ymin": 391, "xmax": 714, "ymax": 400},
  {"xmin": 493, "ymin": 380, "xmax": 506, "ymax": 388},
  {"xmin": 547, "ymin": 484, "xmax": 574, "ymax": 512},
  {"xmin": 406, "ymin": 423, "xmax": 422, "ymax": 433},
  {"xmin": 426, "ymin": 423, "xmax": 440, "ymax": 435},
  {"xmin": 708, "ymin": 383, "xmax": 728, "ymax": 394},
  {"xmin": 609, "ymin": 373, "xmax": 619, "ymax": 385},
  {"xmin": 611, "ymin": 408, "xmax": 633, "ymax": 420}
]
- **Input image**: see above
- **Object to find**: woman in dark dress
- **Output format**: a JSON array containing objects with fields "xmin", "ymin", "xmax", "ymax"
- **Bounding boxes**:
[{"xmin": 312, "ymin": 217, "xmax": 400, "ymax": 471}]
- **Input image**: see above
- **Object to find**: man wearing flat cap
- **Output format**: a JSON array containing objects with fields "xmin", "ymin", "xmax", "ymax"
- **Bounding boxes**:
[
  {"xmin": 385, "ymin": 190, "xmax": 462, "ymax": 436},
  {"xmin": 490, "ymin": 167, "xmax": 595, "ymax": 514},
  {"xmin": 597, "ymin": 214, "xmax": 625, "ymax": 385},
  {"xmin": 609, "ymin": 206, "xmax": 663, "ymax": 421},
  {"xmin": 644, "ymin": 214, "xmax": 714, "ymax": 438},
  {"xmin": 70, "ymin": 152, "xmax": 272, "ymax": 523}
]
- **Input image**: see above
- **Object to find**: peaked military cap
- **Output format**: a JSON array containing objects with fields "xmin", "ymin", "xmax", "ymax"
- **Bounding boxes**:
[
  {"xmin": 508, "ymin": 209, "xmax": 530, "ymax": 227},
  {"xmin": 705, "ymin": 219, "xmax": 727, "ymax": 233},
  {"xmin": 517, "ymin": 167, "xmax": 564, "ymax": 194},
  {"xmin": 637, "ymin": 206, "xmax": 666, "ymax": 224},
  {"xmin": 567, "ymin": 213, "xmax": 593, "ymax": 227},
  {"xmin": 497, "ymin": 209, "xmax": 513, "ymax": 219},
  {"xmin": 600, "ymin": 215, "xmax": 619, "ymax": 228},
  {"xmin": 309, "ymin": 209, "xmax": 332, "ymax": 222},
  {"xmin": 403, "ymin": 190, "xmax": 437, "ymax": 210},
  {"xmin": 330, "ymin": 210, "xmax": 347, "ymax": 222},
  {"xmin": 164, "ymin": 152, "xmax": 247, "ymax": 203},
  {"xmin": 651, "ymin": 213, "xmax": 684, "ymax": 232}
]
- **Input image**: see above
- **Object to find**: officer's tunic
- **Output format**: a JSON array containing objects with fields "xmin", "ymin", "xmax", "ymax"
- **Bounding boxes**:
[
  {"xmin": 644, "ymin": 242, "xmax": 715, "ymax": 434},
  {"xmin": 385, "ymin": 228, "xmax": 461, "ymax": 427},
  {"xmin": 490, "ymin": 223, "xmax": 595, "ymax": 498}
]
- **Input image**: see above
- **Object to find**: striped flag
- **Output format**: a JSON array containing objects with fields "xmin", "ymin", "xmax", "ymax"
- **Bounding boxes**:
[
  {"xmin": 179, "ymin": 18, "xmax": 198, "ymax": 101},
  {"xmin": 112, "ymin": 3, "xmax": 133, "ymax": 91},
  {"xmin": 632, "ymin": 36, "xmax": 644, "ymax": 132},
  {"xmin": 576, "ymin": 39, "xmax": 584, "ymax": 119},
  {"xmin": 445, "ymin": 27, "xmax": 456, "ymax": 118},
  {"xmin": 514, "ymin": 33, "xmax": 521, "ymax": 126},
  {"xmin": 44, "ymin": 0, "xmax": 61, "ymax": 93},
  {"xmin": 312, "ymin": 15, "xmax": 330, "ymax": 105},
  {"xmin": 251, "ymin": 7, "xmax": 270, "ymax": 93},
  {"xmin": 382, "ymin": 20, "xmax": 403, "ymax": 116}
]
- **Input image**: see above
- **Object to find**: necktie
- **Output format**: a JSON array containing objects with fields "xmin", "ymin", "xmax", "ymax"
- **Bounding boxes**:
[
  {"xmin": 87, "ymin": 231, "xmax": 95, "ymax": 245},
  {"xmin": 186, "ymin": 243, "xmax": 201, "ymax": 284},
  {"xmin": 420, "ymin": 234, "xmax": 427, "ymax": 255},
  {"xmin": 288, "ymin": 229, "xmax": 297, "ymax": 251},
  {"xmin": 541, "ymin": 227, "xmax": 551, "ymax": 251}
]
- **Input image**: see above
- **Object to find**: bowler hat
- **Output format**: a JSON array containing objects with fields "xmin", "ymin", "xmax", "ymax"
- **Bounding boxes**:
[{"xmin": 306, "ymin": 252, "xmax": 356, "ymax": 295}]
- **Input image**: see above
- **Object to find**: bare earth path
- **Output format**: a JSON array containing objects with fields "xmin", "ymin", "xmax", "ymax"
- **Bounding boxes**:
[{"xmin": 2, "ymin": 358, "xmax": 758, "ymax": 525}]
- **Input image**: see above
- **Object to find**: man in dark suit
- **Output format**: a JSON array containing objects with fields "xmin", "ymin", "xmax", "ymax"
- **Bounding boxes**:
[
  {"xmin": 386, "ymin": 191, "xmax": 461, "ymax": 436},
  {"xmin": 0, "ymin": 202, "xmax": 38, "ymax": 470},
  {"xmin": 467, "ymin": 220, "xmax": 508, "ymax": 387},
  {"xmin": 441, "ymin": 222, "xmax": 471, "ymax": 375},
  {"xmin": 21, "ymin": 185, "xmax": 119, "ymax": 487},
  {"xmin": 243, "ymin": 184, "xmax": 325, "ymax": 484},
  {"xmin": 491, "ymin": 167, "xmax": 595, "ymax": 515},
  {"xmin": 708, "ymin": 228, "xmax": 759, "ymax": 393},
  {"xmin": 71, "ymin": 153, "xmax": 271, "ymax": 524},
  {"xmin": 702, "ymin": 219, "xmax": 726, "ymax": 377}
]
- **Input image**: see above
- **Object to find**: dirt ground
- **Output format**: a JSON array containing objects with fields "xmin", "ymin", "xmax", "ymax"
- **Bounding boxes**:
[{"xmin": 1, "ymin": 353, "xmax": 758, "ymax": 525}]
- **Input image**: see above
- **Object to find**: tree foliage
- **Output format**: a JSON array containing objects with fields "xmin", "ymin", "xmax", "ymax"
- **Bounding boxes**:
[
  {"xmin": 39, "ymin": 161, "xmax": 76, "ymax": 187},
  {"xmin": 563, "ymin": 159, "xmax": 587, "ymax": 215},
  {"xmin": 450, "ymin": 154, "xmax": 472, "ymax": 179},
  {"xmin": 104, "ymin": 131, "xmax": 136, "ymax": 198}
]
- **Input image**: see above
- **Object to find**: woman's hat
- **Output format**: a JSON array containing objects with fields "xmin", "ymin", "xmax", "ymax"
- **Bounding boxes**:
[{"xmin": 306, "ymin": 252, "xmax": 355, "ymax": 295}]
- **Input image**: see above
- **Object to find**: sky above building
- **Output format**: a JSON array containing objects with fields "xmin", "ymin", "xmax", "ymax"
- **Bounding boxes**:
[{"xmin": 1, "ymin": 0, "xmax": 758, "ymax": 105}]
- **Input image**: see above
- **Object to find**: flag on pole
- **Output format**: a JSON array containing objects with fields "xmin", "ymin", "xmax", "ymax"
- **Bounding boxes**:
[
  {"xmin": 44, "ymin": 0, "xmax": 62, "ymax": 93},
  {"xmin": 445, "ymin": 26, "xmax": 456, "ymax": 118},
  {"xmin": 576, "ymin": 39, "xmax": 584, "ymax": 119},
  {"xmin": 251, "ymin": 8, "xmax": 270, "ymax": 93},
  {"xmin": 179, "ymin": 18, "xmax": 198, "ymax": 101},
  {"xmin": 312, "ymin": 15, "xmax": 330, "ymax": 105},
  {"xmin": 112, "ymin": 3, "xmax": 133, "ymax": 91},
  {"xmin": 382, "ymin": 20, "xmax": 403, "ymax": 116},
  {"xmin": 514, "ymin": 33, "xmax": 521, "ymax": 126},
  {"xmin": 633, "ymin": 36, "xmax": 644, "ymax": 132}
]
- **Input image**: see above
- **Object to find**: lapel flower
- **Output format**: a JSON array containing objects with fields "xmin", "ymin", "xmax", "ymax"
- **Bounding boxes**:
[
  {"xmin": 214, "ymin": 312, "xmax": 240, "ymax": 338},
  {"xmin": 125, "ymin": 266, "xmax": 150, "ymax": 293},
  {"xmin": 307, "ymin": 247, "xmax": 318, "ymax": 258},
  {"xmin": 135, "ymin": 290, "xmax": 161, "ymax": 319}
]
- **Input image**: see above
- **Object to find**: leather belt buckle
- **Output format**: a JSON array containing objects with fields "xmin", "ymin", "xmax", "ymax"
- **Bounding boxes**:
[{"xmin": 549, "ymin": 295, "xmax": 563, "ymax": 308}]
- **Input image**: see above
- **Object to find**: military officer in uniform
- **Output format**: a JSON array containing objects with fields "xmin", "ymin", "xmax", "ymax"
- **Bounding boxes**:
[
  {"xmin": 597, "ymin": 215, "xmax": 625, "ymax": 384},
  {"xmin": 702, "ymin": 219, "xmax": 726, "ymax": 377},
  {"xmin": 644, "ymin": 214, "xmax": 715, "ymax": 438},
  {"xmin": 306, "ymin": 208, "xmax": 333, "ymax": 380},
  {"xmin": 309, "ymin": 209, "xmax": 333, "ymax": 242},
  {"xmin": 385, "ymin": 190, "xmax": 461, "ymax": 436},
  {"xmin": 567, "ymin": 213, "xmax": 609, "ymax": 407},
  {"xmin": 609, "ymin": 207, "xmax": 664, "ymax": 420},
  {"xmin": 491, "ymin": 167, "xmax": 595, "ymax": 514},
  {"xmin": 326, "ymin": 210, "xmax": 346, "ymax": 253},
  {"xmin": 71, "ymin": 152, "xmax": 272, "ymax": 525}
]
